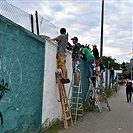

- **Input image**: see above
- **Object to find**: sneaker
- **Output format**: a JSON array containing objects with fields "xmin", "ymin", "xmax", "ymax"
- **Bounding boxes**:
[
  {"xmin": 65, "ymin": 78, "xmax": 70, "ymax": 83},
  {"xmin": 60, "ymin": 78, "xmax": 70, "ymax": 84},
  {"xmin": 60, "ymin": 78, "xmax": 66, "ymax": 84},
  {"xmin": 87, "ymin": 76, "xmax": 95, "ymax": 79},
  {"xmin": 90, "ymin": 77, "xmax": 96, "ymax": 82}
]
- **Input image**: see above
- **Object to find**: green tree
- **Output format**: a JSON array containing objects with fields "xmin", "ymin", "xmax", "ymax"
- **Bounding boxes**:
[
  {"xmin": 122, "ymin": 70, "xmax": 130, "ymax": 79},
  {"xmin": 102, "ymin": 56, "xmax": 120, "ymax": 70},
  {"xmin": 121, "ymin": 62, "xmax": 126, "ymax": 70}
]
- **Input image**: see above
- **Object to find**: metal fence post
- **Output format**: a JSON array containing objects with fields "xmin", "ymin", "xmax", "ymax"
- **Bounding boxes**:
[
  {"xmin": 35, "ymin": 11, "xmax": 39, "ymax": 35},
  {"xmin": 30, "ymin": 14, "xmax": 34, "ymax": 33}
]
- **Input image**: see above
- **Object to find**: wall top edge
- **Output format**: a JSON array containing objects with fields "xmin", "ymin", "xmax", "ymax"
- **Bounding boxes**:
[
  {"xmin": 39, "ymin": 34, "xmax": 72, "ymax": 54},
  {"xmin": 0, "ymin": 14, "xmax": 46, "ymax": 44}
]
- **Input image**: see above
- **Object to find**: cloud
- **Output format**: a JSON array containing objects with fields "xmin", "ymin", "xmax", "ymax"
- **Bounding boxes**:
[{"xmin": 5, "ymin": 0, "xmax": 133, "ymax": 63}]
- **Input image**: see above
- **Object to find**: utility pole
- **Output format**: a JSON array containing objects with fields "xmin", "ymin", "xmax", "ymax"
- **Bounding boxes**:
[
  {"xmin": 100, "ymin": 0, "xmax": 105, "ymax": 91},
  {"xmin": 131, "ymin": 42, "xmax": 133, "ymax": 82},
  {"xmin": 100, "ymin": 0, "xmax": 104, "ymax": 61}
]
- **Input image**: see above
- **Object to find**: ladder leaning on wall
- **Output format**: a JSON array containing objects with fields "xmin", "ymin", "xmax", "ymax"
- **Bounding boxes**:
[
  {"xmin": 68, "ymin": 70, "xmax": 83, "ymax": 124},
  {"xmin": 84, "ymin": 75, "xmax": 103, "ymax": 113},
  {"xmin": 88, "ymin": 77, "xmax": 103, "ymax": 113},
  {"xmin": 55, "ymin": 72, "xmax": 73, "ymax": 129}
]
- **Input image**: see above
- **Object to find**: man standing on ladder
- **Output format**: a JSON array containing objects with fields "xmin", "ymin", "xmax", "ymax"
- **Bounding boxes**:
[
  {"xmin": 52, "ymin": 28, "xmax": 70, "ymax": 84},
  {"xmin": 71, "ymin": 36, "xmax": 81, "ymax": 86},
  {"xmin": 69, "ymin": 37, "xmax": 83, "ymax": 123}
]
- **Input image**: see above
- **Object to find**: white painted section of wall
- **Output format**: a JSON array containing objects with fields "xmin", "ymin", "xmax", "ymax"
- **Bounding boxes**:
[
  {"xmin": 115, "ymin": 70, "xmax": 122, "ymax": 74},
  {"xmin": 97, "ymin": 66, "xmax": 109, "ymax": 88},
  {"xmin": 105, "ymin": 69, "xmax": 110, "ymax": 88},
  {"xmin": 41, "ymin": 36, "xmax": 72, "ymax": 125}
]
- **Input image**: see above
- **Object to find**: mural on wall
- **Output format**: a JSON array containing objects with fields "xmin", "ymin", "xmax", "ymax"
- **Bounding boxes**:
[
  {"xmin": 0, "ymin": 16, "xmax": 45, "ymax": 132},
  {"xmin": 0, "ymin": 55, "xmax": 23, "ymax": 131}
]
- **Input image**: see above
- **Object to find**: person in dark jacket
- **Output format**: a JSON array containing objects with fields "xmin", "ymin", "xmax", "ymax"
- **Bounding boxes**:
[
  {"xmin": 125, "ymin": 78, "xmax": 132, "ymax": 102},
  {"xmin": 71, "ymin": 36, "xmax": 81, "ymax": 85},
  {"xmin": 92, "ymin": 44, "xmax": 99, "ymax": 75},
  {"xmin": 110, "ymin": 67, "xmax": 115, "ymax": 84},
  {"xmin": 98, "ymin": 59, "xmax": 106, "ymax": 81}
]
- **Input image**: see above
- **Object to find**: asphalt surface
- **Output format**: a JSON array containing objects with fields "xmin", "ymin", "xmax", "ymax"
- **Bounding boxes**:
[{"xmin": 58, "ymin": 86, "xmax": 133, "ymax": 133}]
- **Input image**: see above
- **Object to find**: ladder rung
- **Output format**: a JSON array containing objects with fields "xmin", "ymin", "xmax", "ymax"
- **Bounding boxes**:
[
  {"xmin": 66, "ymin": 116, "xmax": 71, "ymax": 120},
  {"xmin": 73, "ymin": 85, "xmax": 80, "ymax": 87},
  {"xmin": 71, "ymin": 108, "xmax": 83, "ymax": 110},
  {"xmin": 71, "ymin": 102, "xmax": 82, "ymax": 104},
  {"xmin": 71, "ymin": 103, "xmax": 82, "ymax": 105},
  {"xmin": 72, "ymin": 113, "xmax": 83, "ymax": 116},
  {"xmin": 72, "ymin": 97, "xmax": 82, "ymax": 99},
  {"xmin": 72, "ymin": 91, "xmax": 82, "ymax": 93},
  {"xmin": 65, "ymin": 109, "xmax": 70, "ymax": 113},
  {"xmin": 62, "ymin": 103, "xmax": 69, "ymax": 106}
]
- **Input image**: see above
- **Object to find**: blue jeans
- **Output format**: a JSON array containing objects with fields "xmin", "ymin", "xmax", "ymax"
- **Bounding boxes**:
[
  {"xmin": 86, "ymin": 57, "xmax": 95, "ymax": 78},
  {"xmin": 111, "ymin": 75, "xmax": 114, "ymax": 83}
]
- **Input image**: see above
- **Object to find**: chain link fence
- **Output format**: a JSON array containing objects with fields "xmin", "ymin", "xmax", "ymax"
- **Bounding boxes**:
[
  {"xmin": 0, "ymin": 0, "xmax": 59, "ymax": 38},
  {"xmin": 0, "ymin": 0, "xmax": 31, "ymax": 31},
  {"xmin": 37, "ymin": 14, "xmax": 59, "ymax": 38}
]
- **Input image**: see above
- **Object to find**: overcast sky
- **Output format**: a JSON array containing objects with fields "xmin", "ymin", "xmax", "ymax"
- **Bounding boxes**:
[{"xmin": 5, "ymin": 0, "xmax": 133, "ymax": 64}]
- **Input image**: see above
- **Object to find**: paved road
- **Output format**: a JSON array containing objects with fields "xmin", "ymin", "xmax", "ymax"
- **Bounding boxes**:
[{"xmin": 58, "ymin": 86, "xmax": 133, "ymax": 133}]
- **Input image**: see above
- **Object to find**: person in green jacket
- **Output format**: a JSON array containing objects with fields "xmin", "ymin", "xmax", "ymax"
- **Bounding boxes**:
[{"xmin": 81, "ymin": 45, "xmax": 95, "ymax": 78}]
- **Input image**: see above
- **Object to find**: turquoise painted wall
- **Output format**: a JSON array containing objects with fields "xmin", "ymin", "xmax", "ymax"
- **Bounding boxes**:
[
  {"xmin": 80, "ymin": 59, "xmax": 90, "ymax": 101},
  {"xmin": 0, "ymin": 15, "xmax": 45, "ymax": 132}
]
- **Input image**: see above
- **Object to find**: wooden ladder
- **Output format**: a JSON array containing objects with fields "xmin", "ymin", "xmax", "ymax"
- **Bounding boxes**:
[{"xmin": 55, "ymin": 72, "xmax": 73, "ymax": 129}]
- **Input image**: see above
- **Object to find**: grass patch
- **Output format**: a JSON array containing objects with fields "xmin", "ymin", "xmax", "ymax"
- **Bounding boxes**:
[
  {"xmin": 38, "ymin": 119, "xmax": 64, "ymax": 133},
  {"xmin": 83, "ymin": 101, "xmax": 96, "ymax": 112}
]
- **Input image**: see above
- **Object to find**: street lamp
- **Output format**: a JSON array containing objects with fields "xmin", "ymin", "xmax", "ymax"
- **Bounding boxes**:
[{"xmin": 129, "ymin": 42, "xmax": 133, "ymax": 81}]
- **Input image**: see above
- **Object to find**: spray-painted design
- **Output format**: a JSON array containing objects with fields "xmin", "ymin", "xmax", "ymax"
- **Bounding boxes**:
[
  {"xmin": 0, "ymin": 79, "xmax": 10, "ymax": 125},
  {"xmin": 0, "ymin": 112, "xmax": 3, "ymax": 125},
  {"xmin": 0, "ymin": 79, "xmax": 10, "ymax": 100}
]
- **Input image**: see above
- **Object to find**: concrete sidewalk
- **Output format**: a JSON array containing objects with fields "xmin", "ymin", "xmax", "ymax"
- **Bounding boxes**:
[{"xmin": 58, "ymin": 86, "xmax": 133, "ymax": 133}]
